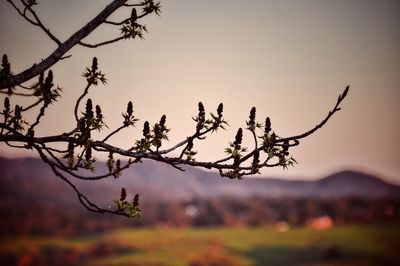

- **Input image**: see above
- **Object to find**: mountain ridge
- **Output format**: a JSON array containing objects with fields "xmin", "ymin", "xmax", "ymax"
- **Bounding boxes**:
[{"xmin": 0, "ymin": 156, "xmax": 399, "ymax": 205}]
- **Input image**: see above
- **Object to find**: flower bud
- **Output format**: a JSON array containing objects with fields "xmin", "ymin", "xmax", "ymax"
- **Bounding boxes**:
[
  {"xmin": 198, "ymin": 102, "xmax": 205, "ymax": 114},
  {"xmin": 234, "ymin": 128, "xmax": 243, "ymax": 145},
  {"xmin": 130, "ymin": 8, "xmax": 137, "ymax": 22},
  {"xmin": 120, "ymin": 187, "xmax": 127, "ymax": 201},
  {"xmin": 217, "ymin": 103, "xmax": 223, "ymax": 117},
  {"xmin": 127, "ymin": 101, "xmax": 133, "ymax": 117},
  {"xmin": 249, "ymin": 107, "xmax": 256, "ymax": 121},
  {"xmin": 85, "ymin": 99, "xmax": 94, "ymax": 119},
  {"xmin": 160, "ymin": 114, "xmax": 166, "ymax": 129},
  {"xmin": 91, "ymin": 57, "xmax": 98, "ymax": 73},
  {"xmin": 95, "ymin": 105, "xmax": 102, "ymax": 119},
  {"xmin": 264, "ymin": 117, "xmax": 271, "ymax": 133},
  {"xmin": 143, "ymin": 121, "xmax": 150, "ymax": 137},
  {"xmin": 133, "ymin": 194, "xmax": 139, "ymax": 207}
]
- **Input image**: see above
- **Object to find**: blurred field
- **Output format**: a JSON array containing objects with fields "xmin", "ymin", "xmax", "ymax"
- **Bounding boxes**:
[{"xmin": 1, "ymin": 223, "xmax": 399, "ymax": 266}]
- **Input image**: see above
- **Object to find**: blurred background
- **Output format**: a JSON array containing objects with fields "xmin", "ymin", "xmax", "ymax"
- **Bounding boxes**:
[{"xmin": 0, "ymin": 0, "xmax": 399, "ymax": 265}]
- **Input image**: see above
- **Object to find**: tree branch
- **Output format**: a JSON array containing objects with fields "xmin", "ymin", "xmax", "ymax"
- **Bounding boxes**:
[
  {"xmin": 79, "ymin": 36, "xmax": 126, "ymax": 48},
  {"xmin": 18, "ymin": 0, "xmax": 62, "ymax": 45},
  {"xmin": 0, "ymin": 1, "xmax": 349, "ymax": 217},
  {"xmin": 0, "ymin": 0, "xmax": 128, "ymax": 89}
]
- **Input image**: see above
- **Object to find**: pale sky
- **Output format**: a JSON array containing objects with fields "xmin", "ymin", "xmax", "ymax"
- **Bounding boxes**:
[{"xmin": 1, "ymin": 0, "xmax": 399, "ymax": 183}]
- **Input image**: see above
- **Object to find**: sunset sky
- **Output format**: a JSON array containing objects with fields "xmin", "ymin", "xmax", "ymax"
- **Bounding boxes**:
[{"xmin": 0, "ymin": 0, "xmax": 399, "ymax": 183}]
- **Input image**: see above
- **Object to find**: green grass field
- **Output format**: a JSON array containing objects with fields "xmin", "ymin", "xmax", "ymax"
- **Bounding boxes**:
[{"xmin": 1, "ymin": 224, "xmax": 399, "ymax": 266}]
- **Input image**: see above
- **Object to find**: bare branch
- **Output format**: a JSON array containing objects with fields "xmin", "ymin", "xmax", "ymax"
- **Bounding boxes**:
[
  {"xmin": 277, "ymin": 85, "xmax": 350, "ymax": 143},
  {"xmin": 0, "ymin": 0, "xmax": 128, "ymax": 89},
  {"xmin": 6, "ymin": 0, "xmax": 38, "ymax": 25},
  {"xmin": 79, "ymin": 36, "xmax": 125, "ymax": 48},
  {"xmin": 18, "ymin": 0, "xmax": 61, "ymax": 45},
  {"xmin": 0, "ymin": 1, "xmax": 350, "ymax": 217}
]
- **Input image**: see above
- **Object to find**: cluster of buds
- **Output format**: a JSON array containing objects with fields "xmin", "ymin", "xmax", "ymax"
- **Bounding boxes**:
[
  {"xmin": 94, "ymin": 105, "xmax": 106, "ymax": 130},
  {"xmin": 42, "ymin": 70, "xmax": 54, "ymax": 105},
  {"xmin": 81, "ymin": 143, "xmax": 95, "ymax": 171},
  {"xmin": 115, "ymin": 187, "xmax": 141, "ymax": 218},
  {"xmin": 224, "ymin": 128, "xmax": 247, "ymax": 172},
  {"xmin": 77, "ymin": 98, "xmax": 106, "ymax": 144},
  {"xmin": 134, "ymin": 116, "xmax": 170, "ymax": 152},
  {"xmin": 82, "ymin": 57, "xmax": 107, "ymax": 85},
  {"xmin": 77, "ymin": 99, "xmax": 93, "ymax": 144},
  {"xmin": 32, "ymin": 71, "xmax": 62, "ymax": 105},
  {"xmin": 119, "ymin": 1, "xmax": 160, "ymax": 40},
  {"xmin": 120, "ymin": 17, "xmax": 147, "ymax": 40},
  {"xmin": 142, "ymin": 0, "xmax": 161, "ymax": 16},
  {"xmin": 152, "ymin": 115, "xmax": 170, "ymax": 150},
  {"xmin": 194, "ymin": 102, "xmax": 206, "ymax": 133},
  {"xmin": 122, "ymin": 101, "xmax": 139, "ymax": 127},
  {"xmin": 210, "ymin": 103, "xmax": 228, "ymax": 132},
  {"xmin": 134, "ymin": 121, "xmax": 151, "ymax": 152},
  {"xmin": 261, "ymin": 117, "xmax": 275, "ymax": 149}
]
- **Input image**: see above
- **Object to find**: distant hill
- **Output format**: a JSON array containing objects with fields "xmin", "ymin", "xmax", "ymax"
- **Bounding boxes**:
[{"xmin": 0, "ymin": 157, "xmax": 399, "ymax": 206}]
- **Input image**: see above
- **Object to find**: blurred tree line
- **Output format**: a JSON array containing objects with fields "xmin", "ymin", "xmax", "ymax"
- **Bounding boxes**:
[{"xmin": 1, "ymin": 196, "xmax": 398, "ymax": 237}]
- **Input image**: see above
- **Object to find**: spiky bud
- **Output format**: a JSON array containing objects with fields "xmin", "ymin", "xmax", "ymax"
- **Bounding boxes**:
[
  {"xmin": 46, "ymin": 70, "xmax": 53, "ymax": 83},
  {"xmin": 116, "ymin": 159, "xmax": 121, "ymax": 172},
  {"xmin": 264, "ymin": 117, "xmax": 271, "ymax": 133},
  {"xmin": 198, "ymin": 102, "xmax": 205, "ymax": 114},
  {"xmin": 154, "ymin": 123, "xmax": 161, "ymax": 137},
  {"xmin": 160, "ymin": 115, "xmax": 166, "ymax": 128},
  {"xmin": 1, "ymin": 54, "xmax": 8, "ymax": 65},
  {"xmin": 120, "ymin": 187, "xmax": 127, "ymax": 201},
  {"xmin": 217, "ymin": 103, "xmax": 223, "ymax": 117},
  {"xmin": 95, "ymin": 105, "xmax": 102, "ymax": 120},
  {"xmin": 1, "ymin": 54, "xmax": 10, "ymax": 75},
  {"xmin": 132, "ymin": 194, "xmax": 139, "ymax": 207},
  {"xmin": 14, "ymin": 105, "xmax": 21, "ymax": 119},
  {"xmin": 143, "ymin": 121, "xmax": 150, "ymax": 138},
  {"xmin": 33, "ymin": 72, "xmax": 45, "ymax": 96},
  {"xmin": 127, "ymin": 101, "xmax": 133, "ymax": 117},
  {"xmin": 91, "ymin": 57, "xmax": 98, "ymax": 73},
  {"xmin": 249, "ymin": 107, "xmax": 256, "ymax": 122},
  {"xmin": 234, "ymin": 128, "xmax": 243, "ymax": 146},
  {"xmin": 130, "ymin": 8, "xmax": 137, "ymax": 22},
  {"xmin": 85, "ymin": 99, "xmax": 94, "ymax": 119}
]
